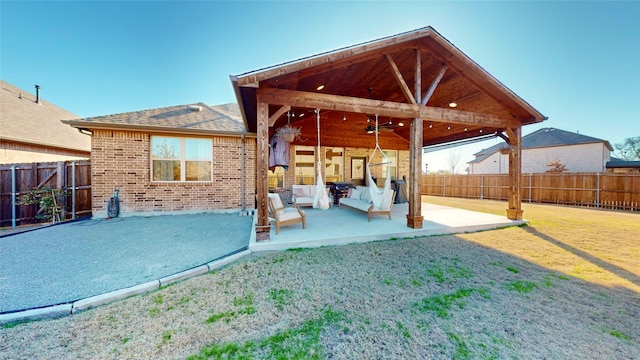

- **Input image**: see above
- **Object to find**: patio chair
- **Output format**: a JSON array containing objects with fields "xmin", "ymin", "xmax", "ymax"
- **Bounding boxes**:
[{"xmin": 268, "ymin": 193, "xmax": 306, "ymax": 235}]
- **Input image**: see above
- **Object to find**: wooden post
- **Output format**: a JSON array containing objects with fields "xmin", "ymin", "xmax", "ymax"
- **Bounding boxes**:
[
  {"xmin": 255, "ymin": 101, "xmax": 271, "ymax": 241},
  {"xmin": 506, "ymin": 127, "xmax": 523, "ymax": 220},
  {"xmin": 407, "ymin": 49, "xmax": 424, "ymax": 229}
]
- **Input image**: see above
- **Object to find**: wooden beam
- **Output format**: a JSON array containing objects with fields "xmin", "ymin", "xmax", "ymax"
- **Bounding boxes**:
[
  {"xmin": 268, "ymin": 105, "xmax": 291, "ymax": 127},
  {"xmin": 506, "ymin": 127, "xmax": 523, "ymax": 220},
  {"xmin": 419, "ymin": 107, "xmax": 516, "ymax": 128},
  {"xmin": 421, "ymin": 64, "xmax": 447, "ymax": 106},
  {"xmin": 257, "ymin": 87, "xmax": 514, "ymax": 128},
  {"xmin": 256, "ymin": 102, "xmax": 271, "ymax": 241},
  {"xmin": 385, "ymin": 54, "xmax": 416, "ymax": 104},
  {"xmin": 408, "ymin": 48, "xmax": 423, "ymax": 229}
]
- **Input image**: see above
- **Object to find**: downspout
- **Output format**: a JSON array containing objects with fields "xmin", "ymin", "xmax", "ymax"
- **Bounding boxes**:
[{"xmin": 241, "ymin": 134, "xmax": 245, "ymax": 211}]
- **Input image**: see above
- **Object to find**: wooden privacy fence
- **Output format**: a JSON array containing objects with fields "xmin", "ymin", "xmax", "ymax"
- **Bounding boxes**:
[
  {"xmin": 0, "ymin": 161, "xmax": 91, "ymax": 228},
  {"xmin": 422, "ymin": 173, "xmax": 640, "ymax": 211}
]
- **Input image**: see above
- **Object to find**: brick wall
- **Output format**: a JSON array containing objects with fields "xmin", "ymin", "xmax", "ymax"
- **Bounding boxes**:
[{"xmin": 91, "ymin": 130, "xmax": 256, "ymax": 217}]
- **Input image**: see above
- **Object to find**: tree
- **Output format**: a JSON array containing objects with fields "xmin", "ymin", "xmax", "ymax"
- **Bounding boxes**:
[
  {"xmin": 448, "ymin": 149, "xmax": 462, "ymax": 174},
  {"xmin": 546, "ymin": 159, "xmax": 568, "ymax": 173},
  {"xmin": 613, "ymin": 136, "xmax": 640, "ymax": 161}
]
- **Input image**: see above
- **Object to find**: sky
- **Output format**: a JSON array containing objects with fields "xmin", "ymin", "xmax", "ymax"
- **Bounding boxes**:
[{"xmin": 2, "ymin": 1, "xmax": 639, "ymax": 172}]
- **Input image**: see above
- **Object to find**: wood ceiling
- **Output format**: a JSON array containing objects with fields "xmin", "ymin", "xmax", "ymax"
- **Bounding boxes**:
[{"xmin": 232, "ymin": 27, "xmax": 546, "ymax": 151}]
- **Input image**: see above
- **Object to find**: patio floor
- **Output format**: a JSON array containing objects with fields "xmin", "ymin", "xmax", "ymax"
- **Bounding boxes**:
[{"xmin": 250, "ymin": 201, "xmax": 527, "ymax": 251}]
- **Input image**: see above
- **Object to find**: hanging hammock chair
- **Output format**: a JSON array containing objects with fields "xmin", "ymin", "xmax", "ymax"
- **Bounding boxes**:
[
  {"xmin": 366, "ymin": 115, "xmax": 394, "ymax": 210},
  {"xmin": 312, "ymin": 109, "xmax": 330, "ymax": 210}
]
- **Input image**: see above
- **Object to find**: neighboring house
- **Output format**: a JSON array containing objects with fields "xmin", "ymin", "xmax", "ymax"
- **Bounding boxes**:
[
  {"xmin": 467, "ymin": 128, "xmax": 613, "ymax": 174},
  {"xmin": 62, "ymin": 103, "xmax": 257, "ymax": 218},
  {"xmin": 0, "ymin": 80, "xmax": 90, "ymax": 164},
  {"xmin": 606, "ymin": 158, "xmax": 640, "ymax": 173}
]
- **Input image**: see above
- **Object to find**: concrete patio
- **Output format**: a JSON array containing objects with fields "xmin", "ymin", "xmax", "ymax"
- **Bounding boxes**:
[{"xmin": 250, "ymin": 200, "xmax": 526, "ymax": 251}]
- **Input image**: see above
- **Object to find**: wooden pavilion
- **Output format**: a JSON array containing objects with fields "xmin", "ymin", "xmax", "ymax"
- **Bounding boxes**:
[{"xmin": 231, "ymin": 26, "xmax": 546, "ymax": 241}]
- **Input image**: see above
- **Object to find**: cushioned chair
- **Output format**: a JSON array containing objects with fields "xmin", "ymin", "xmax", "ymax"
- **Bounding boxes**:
[
  {"xmin": 292, "ymin": 184, "xmax": 331, "ymax": 208},
  {"xmin": 268, "ymin": 193, "xmax": 306, "ymax": 234}
]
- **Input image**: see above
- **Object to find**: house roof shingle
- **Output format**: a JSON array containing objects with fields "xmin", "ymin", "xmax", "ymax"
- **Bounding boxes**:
[
  {"xmin": 468, "ymin": 127, "xmax": 613, "ymax": 164},
  {"xmin": 63, "ymin": 102, "xmax": 248, "ymax": 135},
  {"xmin": 0, "ymin": 80, "xmax": 91, "ymax": 152}
]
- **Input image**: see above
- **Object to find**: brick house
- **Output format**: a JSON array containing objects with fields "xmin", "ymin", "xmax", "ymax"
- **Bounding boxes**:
[
  {"xmin": 63, "ymin": 101, "xmax": 411, "ymax": 218},
  {"xmin": 63, "ymin": 103, "xmax": 257, "ymax": 218}
]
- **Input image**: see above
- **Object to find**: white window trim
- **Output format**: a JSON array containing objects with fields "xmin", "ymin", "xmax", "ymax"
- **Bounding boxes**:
[{"xmin": 150, "ymin": 136, "xmax": 213, "ymax": 183}]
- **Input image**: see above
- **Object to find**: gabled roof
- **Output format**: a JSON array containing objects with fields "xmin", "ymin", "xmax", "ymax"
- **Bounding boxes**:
[
  {"xmin": 468, "ymin": 127, "xmax": 613, "ymax": 164},
  {"xmin": 231, "ymin": 26, "xmax": 546, "ymax": 150},
  {"xmin": 522, "ymin": 128, "xmax": 613, "ymax": 150},
  {"xmin": 63, "ymin": 103, "xmax": 248, "ymax": 136},
  {"xmin": 0, "ymin": 80, "xmax": 90, "ymax": 152}
]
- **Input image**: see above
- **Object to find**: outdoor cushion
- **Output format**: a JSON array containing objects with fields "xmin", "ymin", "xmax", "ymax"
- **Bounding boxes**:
[
  {"xmin": 269, "ymin": 193, "xmax": 284, "ymax": 209},
  {"xmin": 360, "ymin": 187, "xmax": 372, "ymax": 203},
  {"xmin": 349, "ymin": 188, "xmax": 363, "ymax": 200},
  {"xmin": 293, "ymin": 185, "xmax": 330, "ymax": 207}
]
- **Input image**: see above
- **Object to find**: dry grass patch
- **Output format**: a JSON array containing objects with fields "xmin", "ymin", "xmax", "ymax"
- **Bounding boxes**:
[
  {"xmin": 1, "ymin": 198, "xmax": 638, "ymax": 359},
  {"xmin": 424, "ymin": 195, "xmax": 640, "ymax": 293}
]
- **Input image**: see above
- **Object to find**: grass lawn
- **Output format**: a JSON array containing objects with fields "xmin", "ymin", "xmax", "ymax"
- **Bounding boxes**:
[{"xmin": 2, "ymin": 197, "xmax": 639, "ymax": 359}]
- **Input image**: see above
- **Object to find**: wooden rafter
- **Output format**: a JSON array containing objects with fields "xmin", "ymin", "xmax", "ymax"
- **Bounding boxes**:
[
  {"xmin": 421, "ymin": 64, "xmax": 447, "ymax": 106},
  {"xmin": 385, "ymin": 54, "xmax": 416, "ymax": 104}
]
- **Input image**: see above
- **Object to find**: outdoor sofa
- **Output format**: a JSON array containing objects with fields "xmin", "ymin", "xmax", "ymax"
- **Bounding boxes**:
[{"xmin": 338, "ymin": 186, "xmax": 396, "ymax": 221}]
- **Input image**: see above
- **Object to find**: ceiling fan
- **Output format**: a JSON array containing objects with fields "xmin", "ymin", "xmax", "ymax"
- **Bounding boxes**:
[{"xmin": 364, "ymin": 119, "xmax": 405, "ymax": 133}]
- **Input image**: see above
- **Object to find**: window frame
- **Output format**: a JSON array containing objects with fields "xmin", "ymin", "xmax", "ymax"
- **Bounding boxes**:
[{"xmin": 150, "ymin": 136, "xmax": 213, "ymax": 183}]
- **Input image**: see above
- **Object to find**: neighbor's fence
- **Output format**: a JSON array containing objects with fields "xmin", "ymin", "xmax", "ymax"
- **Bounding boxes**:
[
  {"xmin": 0, "ymin": 161, "xmax": 92, "ymax": 228},
  {"xmin": 422, "ymin": 173, "xmax": 640, "ymax": 211}
]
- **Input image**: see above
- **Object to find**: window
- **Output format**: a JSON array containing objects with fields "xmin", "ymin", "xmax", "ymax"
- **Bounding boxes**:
[
  {"xmin": 382, "ymin": 150, "xmax": 397, "ymax": 181},
  {"xmin": 151, "ymin": 136, "xmax": 212, "ymax": 182},
  {"xmin": 268, "ymin": 166, "xmax": 285, "ymax": 189},
  {"xmin": 324, "ymin": 147, "xmax": 344, "ymax": 183},
  {"xmin": 295, "ymin": 146, "xmax": 315, "ymax": 185}
]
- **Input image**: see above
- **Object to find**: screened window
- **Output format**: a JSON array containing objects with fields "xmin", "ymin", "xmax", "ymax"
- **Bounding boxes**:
[{"xmin": 151, "ymin": 136, "xmax": 212, "ymax": 182}]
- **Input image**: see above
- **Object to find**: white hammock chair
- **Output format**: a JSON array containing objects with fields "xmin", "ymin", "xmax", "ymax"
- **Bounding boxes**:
[
  {"xmin": 366, "ymin": 115, "xmax": 394, "ymax": 210},
  {"xmin": 312, "ymin": 109, "xmax": 330, "ymax": 210}
]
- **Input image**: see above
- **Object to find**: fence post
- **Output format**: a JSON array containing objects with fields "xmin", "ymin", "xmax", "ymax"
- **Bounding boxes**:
[
  {"xmin": 480, "ymin": 175, "xmax": 484, "ymax": 200},
  {"xmin": 71, "ymin": 161, "xmax": 76, "ymax": 219},
  {"xmin": 528, "ymin": 173, "xmax": 532, "ymax": 203},
  {"xmin": 443, "ymin": 176, "xmax": 447, "ymax": 197},
  {"xmin": 11, "ymin": 165, "xmax": 17, "ymax": 229},
  {"xmin": 596, "ymin": 173, "xmax": 601, "ymax": 208}
]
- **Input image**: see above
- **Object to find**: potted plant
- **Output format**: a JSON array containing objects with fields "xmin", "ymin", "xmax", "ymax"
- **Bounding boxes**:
[{"xmin": 275, "ymin": 124, "xmax": 301, "ymax": 143}]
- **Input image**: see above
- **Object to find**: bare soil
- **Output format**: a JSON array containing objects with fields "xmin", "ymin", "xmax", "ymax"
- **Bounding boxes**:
[{"xmin": 1, "ymin": 197, "xmax": 638, "ymax": 359}]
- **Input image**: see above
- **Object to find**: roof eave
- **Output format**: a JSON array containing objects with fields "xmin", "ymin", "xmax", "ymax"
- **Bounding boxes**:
[
  {"xmin": 233, "ymin": 26, "xmax": 435, "ymax": 86},
  {"xmin": 0, "ymin": 134, "xmax": 91, "ymax": 153},
  {"xmin": 62, "ymin": 120, "xmax": 257, "ymax": 138}
]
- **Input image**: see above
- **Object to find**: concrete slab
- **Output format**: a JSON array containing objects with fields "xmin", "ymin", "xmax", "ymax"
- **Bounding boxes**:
[{"xmin": 250, "ymin": 202, "xmax": 526, "ymax": 251}]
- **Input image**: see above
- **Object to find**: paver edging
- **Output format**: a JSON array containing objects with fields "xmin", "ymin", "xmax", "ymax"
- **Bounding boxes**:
[
  {"xmin": 0, "ymin": 304, "xmax": 73, "ymax": 324},
  {"xmin": 159, "ymin": 265, "xmax": 210, "ymax": 287},
  {"xmin": 71, "ymin": 280, "xmax": 160, "ymax": 314}
]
